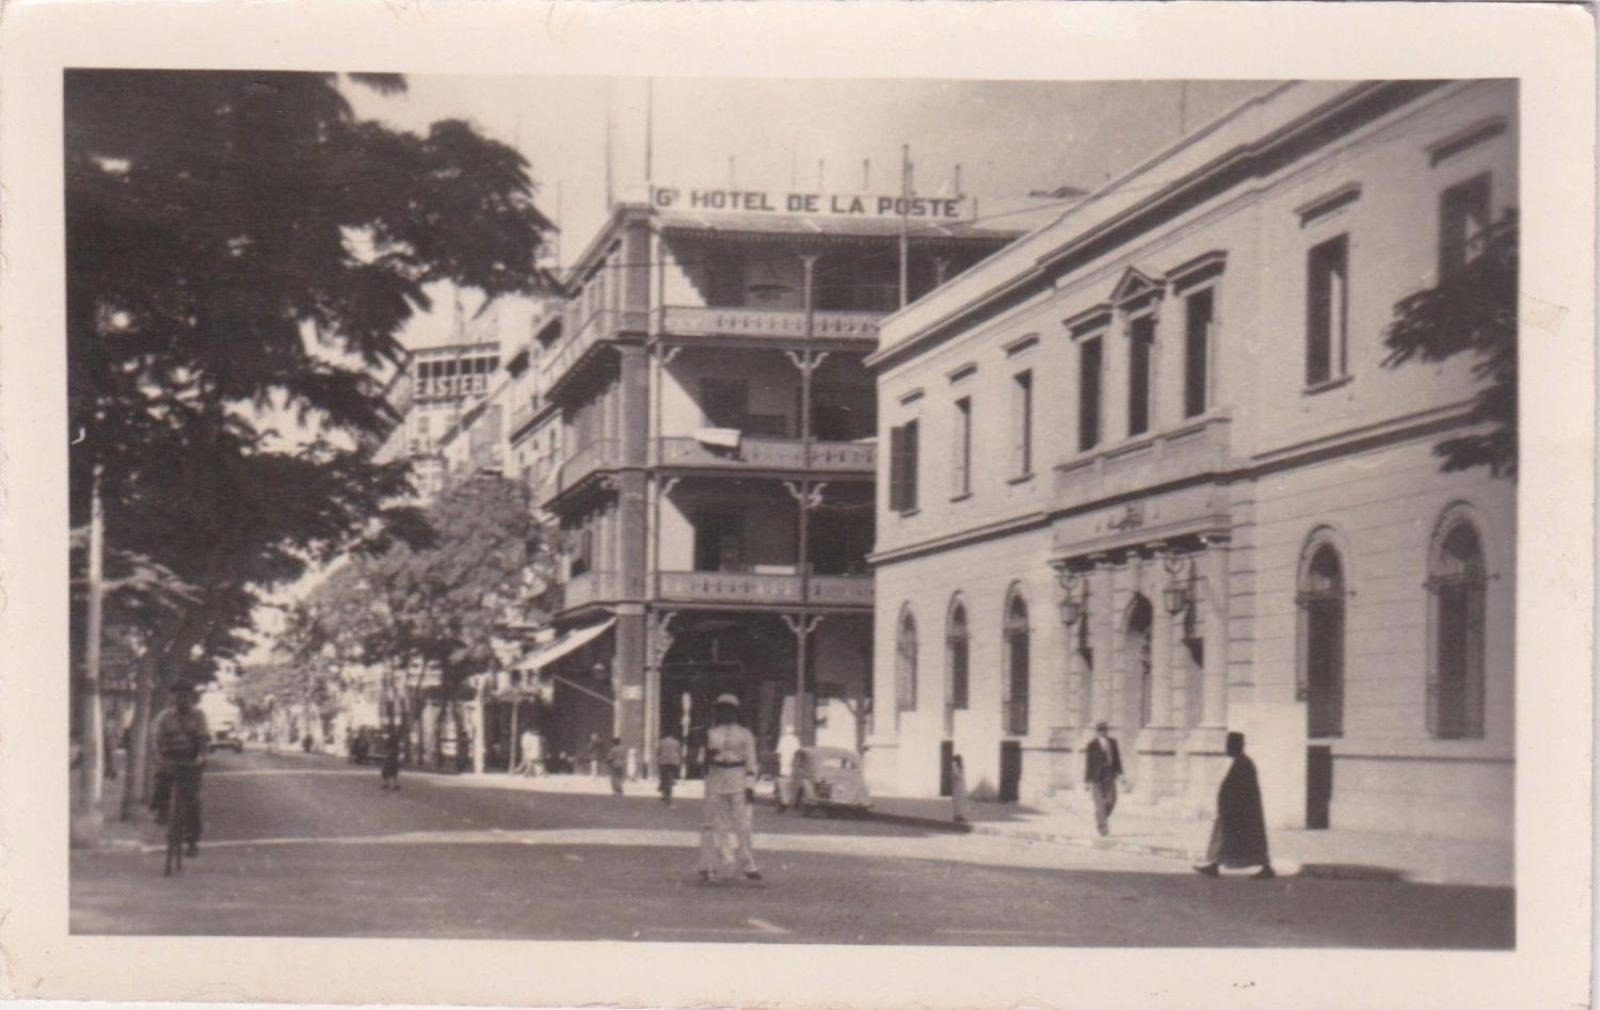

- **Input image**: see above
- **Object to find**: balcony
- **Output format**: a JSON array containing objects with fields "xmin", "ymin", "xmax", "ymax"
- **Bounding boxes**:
[
  {"xmin": 657, "ymin": 305, "xmax": 883, "ymax": 345},
  {"xmin": 1054, "ymin": 413, "xmax": 1233, "ymax": 514},
  {"xmin": 558, "ymin": 570, "xmax": 645, "ymax": 613},
  {"xmin": 540, "ymin": 308, "xmax": 648, "ymax": 390},
  {"xmin": 542, "ymin": 439, "xmax": 622, "ymax": 506},
  {"xmin": 654, "ymin": 435, "xmax": 875, "ymax": 474},
  {"xmin": 656, "ymin": 570, "xmax": 873, "ymax": 609}
]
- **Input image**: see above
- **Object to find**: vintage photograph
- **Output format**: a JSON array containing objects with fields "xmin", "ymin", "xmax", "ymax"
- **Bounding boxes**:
[{"xmin": 61, "ymin": 69, "xmax": 1523, "ymax": 950}]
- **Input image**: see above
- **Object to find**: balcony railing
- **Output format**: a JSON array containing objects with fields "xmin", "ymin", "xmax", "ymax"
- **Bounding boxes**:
[
  {"xmin": 657, "ymin": 305, "xmax": 883, "ymax": 343},
  {"xmin": 540, "ymin": 308, "xmax": 648, "ymax": 388},
  {"xmin": 654, "ymin": 435, "xmax": 875, "ymax": 473},
  {"xmin": 656, "ymin": 570, "xmax": 873, "ymax": 608},
  {"xmin": 559, "ymin": 570, "xmax": 644, "ymax": 612},
  {"xmin": 1054, "ymin": 413, "xmax": 1233, "ymax": 514},
  {"xmin": 543, "ymin": 439, "xmax": 621, "ymax": 504}
]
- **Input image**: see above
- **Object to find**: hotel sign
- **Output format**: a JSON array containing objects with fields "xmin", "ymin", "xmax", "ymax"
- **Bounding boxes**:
[{"xmin": 650, "ymin": 185, "xmax": 974, "ymax": 223}]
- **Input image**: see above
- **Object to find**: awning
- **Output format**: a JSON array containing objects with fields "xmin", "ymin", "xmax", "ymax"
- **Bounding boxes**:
[{"xmin": 513, "ymin": 618, "xmax": 615, "ymax": 674}]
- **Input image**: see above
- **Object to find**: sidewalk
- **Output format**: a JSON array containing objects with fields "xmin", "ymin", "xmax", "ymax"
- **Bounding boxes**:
[
  {"xmin": 456, "ymin": 771, "xmax": 1512, "ymax": 887},
  {"xmin": 853, "ymin": 794, "xmax": 1513, "ymax": 888}
]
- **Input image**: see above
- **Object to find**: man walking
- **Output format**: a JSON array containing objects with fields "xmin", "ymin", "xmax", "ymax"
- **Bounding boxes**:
[
  {"xmin": 1193, "ymin": 732, "xmax": 1276, "ymax": 879},
  {"xmin": 380, "ymin": 726, "xmax": 402, "ymax": 790},
  {"xmin": 149, "ymin": 681, "xmax": 210, "ymax": 857},
  {"xmin": 697, "ymin": 694, "xmax": 761, "ymax": 883},
  {"xmin": 774, "ymin": 725, "xmax": 801, "ymax": 812},
  {"xmin": 656, "ymin": 733, "xmax": 682, "ymax": 805},
  {"xmin": 607, "ymin": 736, "xmax": 628, "ymax": 796},
  {"xmin": 1083, "ymin": 720, "xmax": 1126, "ymax": 836}
]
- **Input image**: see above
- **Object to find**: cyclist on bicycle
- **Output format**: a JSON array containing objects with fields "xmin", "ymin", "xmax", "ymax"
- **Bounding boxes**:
[{"xmin": 149, "ymin": 680, "xmax": 210, "ymax": 857}]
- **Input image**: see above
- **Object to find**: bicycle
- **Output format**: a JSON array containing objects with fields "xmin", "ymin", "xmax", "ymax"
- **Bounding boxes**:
[{"xmin": 162, "ymin": 761, "xmax": 200, "ymax": 877}]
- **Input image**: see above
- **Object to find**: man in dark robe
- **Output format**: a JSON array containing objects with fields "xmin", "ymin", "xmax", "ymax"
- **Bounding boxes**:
[{"xmin": 1194, "ymin": 732, "xmax": 1275, "ymax": 879}]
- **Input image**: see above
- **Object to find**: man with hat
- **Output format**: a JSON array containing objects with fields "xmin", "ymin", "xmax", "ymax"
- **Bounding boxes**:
[
  {"xmin": 149, "ymin": 679, "xmax": 211, "ymax": 856},
  {"xmin": 1083, "ymin": 720, "xmax": 1126, "ymax": 837},
  {"xmin": 697, "ymin": 692, "xmax": 761, "ymax": 882}
]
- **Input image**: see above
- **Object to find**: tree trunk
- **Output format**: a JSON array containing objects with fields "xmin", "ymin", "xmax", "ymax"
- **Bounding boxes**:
[{"xmin": 119, "ymin": 651, "xmax": 159, "ymax": 820}]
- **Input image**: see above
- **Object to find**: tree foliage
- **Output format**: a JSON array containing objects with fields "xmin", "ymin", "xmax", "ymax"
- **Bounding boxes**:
[
  {"xmin": 1382, "ymin": 210, "xmax": 1518, "ymax": 478},
  {"xmin": 65, "ymin": 70, "xmax": 552, "ymax": 691}
]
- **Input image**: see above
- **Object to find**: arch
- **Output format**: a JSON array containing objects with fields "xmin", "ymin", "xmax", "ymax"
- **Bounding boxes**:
[
  {"xmin": 945, "ymin": 593, "xmax": 970, "ymax": 716},
  {"xmin": 1297, "ymin": 529, "xmax": 1347, "ymax": 739},
  {"xmin": 1123, "ymin": 593, "xmax": 1154, "ymax": 729},
  {"xmin": 1427, "ymin": 505, "xmax": 1487, "ymax": 738},
  {"xmin": 1002, "ymin": 584, "xmax": 1031, "ymax": 736},
  {"xmin": 894, "ymin": 605, "xmax": 919, "ymax": 716}
]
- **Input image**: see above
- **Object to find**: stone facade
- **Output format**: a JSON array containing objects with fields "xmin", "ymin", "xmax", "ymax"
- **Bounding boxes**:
[{"xmin": 867, "ymin": 80, "xmax": 1516, "ymax": 840}]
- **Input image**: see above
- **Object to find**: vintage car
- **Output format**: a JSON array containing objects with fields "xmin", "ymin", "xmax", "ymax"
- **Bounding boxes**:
[
  {"xmin": 208, "ymin": 725, "xmax": 244, "ymax": 754},
  {"xmin": 789, "ymin": 746, "xmax": 871, "ymax": 815}
]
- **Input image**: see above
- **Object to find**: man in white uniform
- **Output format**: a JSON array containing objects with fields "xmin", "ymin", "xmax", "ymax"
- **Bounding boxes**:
[{"xmin": 697, "ymin": 693, "xmax": 761, "ymax": 883}]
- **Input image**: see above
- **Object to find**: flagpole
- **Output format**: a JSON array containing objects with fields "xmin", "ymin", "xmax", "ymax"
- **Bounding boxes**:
[{"xmin": 899, "ymin": 144, "xmax": 911, "ymax": 309}]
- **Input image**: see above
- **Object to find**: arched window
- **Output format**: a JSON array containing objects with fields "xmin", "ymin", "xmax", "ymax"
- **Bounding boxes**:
[
  {"xmin": 1002, "ymin": 590, "xmax": 1030, "ymax": 736},
  {"xmin": 1124, "ymin": 594, "xmax": 1154, "ymax": 729},
  {"xmin": 895, "ymin": 608, "xmax": 918, "ymax": 714},
  {"xmin": 1076, "ymin": 614, "xmax": 1095, "ymax": 728},
  {"xmin": 1429, "ymin": 515, "xmax": 1487, "ymax": 738},
  {"xmin": 1298, "ymin": 539, "xmax": 1346, "ymax": 739},
  {"xmin": 946, "ymin": 599, "xmax": 970, "ymax": 712}
]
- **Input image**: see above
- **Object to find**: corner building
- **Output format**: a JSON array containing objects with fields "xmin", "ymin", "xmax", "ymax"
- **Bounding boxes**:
[
  {"xmin": 867, "ymin": 80, "xmax": 1516, "ymax": 840},
  {"xmin": 531, "ymin": 200, "xmax": 1015, "ymax": 768}
]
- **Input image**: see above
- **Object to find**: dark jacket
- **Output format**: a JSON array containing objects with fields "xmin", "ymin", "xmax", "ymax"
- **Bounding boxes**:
[
  {"xmin": 1211, "ymin": 754, "xmax": 1270, "ymax": 867},
  {"xmin": 1084, "ymin": 736, "xmax": 1123, "ymax": 783}
]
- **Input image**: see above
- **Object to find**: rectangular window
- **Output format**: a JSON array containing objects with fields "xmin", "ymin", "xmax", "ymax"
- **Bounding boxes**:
[
  {"xmin": 1183, "ymin": 288, "xmax": 1214, "ymax": 418},
  {"xmin": 1078, "ymin": 336, "xmax": 1103, "ymax": 451},
  {"xmin": 1306, "ymin": 234, "xmax": 1349, "ymax": 386},
  {"xmin": 1011, "ymin": 371, "xmax": 1033, "ymax": 477},
  {"xmin": 888, "ymin": 420, "xmax": 920, "ymax": 513},
  {"xmin": 699, "ymin": 377, "xmax": 748, "ymax": 429},
  {"xmin": 1127, "ymin": 315, "xmax": 1155, "ymax": 436},
  {"xmin": 952, "ymin": 398, "xmax": 972, "ymax": 497},
  {"xmin": 1439, "ymin": 174, "xmax": 1491, "ymax": 280}
]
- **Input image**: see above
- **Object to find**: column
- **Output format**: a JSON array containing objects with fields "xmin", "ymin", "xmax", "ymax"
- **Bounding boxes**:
[
  {"xmin": 1201, "ymin": 535, "xmax": 1231, "ymax": 728},
  {"xmin": 1148, "ymin": 546, "xmax": 1175, "ymax": 728},
  {"xmin": 1090, "ymin": 555, "xmax": 1116, "ymax": 725}
]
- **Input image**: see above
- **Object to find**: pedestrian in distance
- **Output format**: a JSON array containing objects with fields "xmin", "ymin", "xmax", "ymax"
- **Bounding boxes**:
[
  {"xmin": 1084, "ymin": 720, "xmax": 1127, "ymax": 837},
  {"xmin": 149, "ymin": 680, "xmax": 210, "ymax": 857},
  {"xmin": 1194, "ymin": 732, "xmax": 1276, "ymax": 879},
  {"xmin": 607, "ymin": 736, "xmax": 628, "ymax": 796},
  {"xmin": 587, "ymin": 732, "xmax": 605, "ymax": 778},
  {"xmin": 518, "ymin": 728, "xmax": 541, "ymax": 776},
  {"xmin": 950, "ymin": 753, "xmax": 970, "ymax": 824},
  {"xmin": 380, "ymin": 727, "xmax": 402, "ymax": 791},
  {"xmin": 697, "ymin": 693, "xmax": 761, "ymax": 883},
  {"xmin": 775, "ymin": 725, "xmax": 801, "ymax": 812},
  {"xmin": 656, "ymin": 733, "xmax": 683, "ymax": 805}
]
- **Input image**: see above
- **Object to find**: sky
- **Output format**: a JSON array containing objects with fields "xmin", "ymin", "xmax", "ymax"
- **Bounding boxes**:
[{"xmin": 341, "ymin": 76, "xmax": 1279, "ymax": 348}]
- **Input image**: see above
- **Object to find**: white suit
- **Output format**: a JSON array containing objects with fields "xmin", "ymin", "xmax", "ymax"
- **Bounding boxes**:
[{"xmin": 698, "ymin": 722, "xmax": 760, "ymax": 878}]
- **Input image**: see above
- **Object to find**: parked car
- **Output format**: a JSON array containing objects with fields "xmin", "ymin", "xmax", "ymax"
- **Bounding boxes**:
[
  {"xmin": 354, "ymin": 726, "xmax": 392, "ymax": 765},
  {"xmin": 209, "ymin": 726, "xmax": 244, "ymax": 754},
  {"xmin": 788, "ymin": 746, "xmax": 871, "ymax": 816}
]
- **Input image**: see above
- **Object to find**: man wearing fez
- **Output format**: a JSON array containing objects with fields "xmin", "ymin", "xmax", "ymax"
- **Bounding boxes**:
[
  {"xmin": 1194, "ymin": 731, "xmax": 1276, "ymax": 879},
  {"xmin": 697, "ymin": 693, "xmax": 761, "ymax": 883}
]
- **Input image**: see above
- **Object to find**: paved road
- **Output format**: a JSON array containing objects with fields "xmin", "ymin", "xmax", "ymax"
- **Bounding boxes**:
[{"xmin": 72, "ymin": 750, "xmax": 1513, "ymax": 947}]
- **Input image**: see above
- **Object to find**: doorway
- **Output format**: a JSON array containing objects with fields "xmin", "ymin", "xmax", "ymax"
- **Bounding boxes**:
[
  {"xmin": 939, "ymin": 740, "xmax": 954, "ymax": 797},
  {"xmin": 1124, "ymin": 594, "xmax": 1154, "ymax": 730},
  {"xmin": 998, "ymin": 740, "xmax": 1022, "ymax": 803},
  {"xmin": 1306, "ymin": 745, "xmax": 1333, "ymax": 829}
]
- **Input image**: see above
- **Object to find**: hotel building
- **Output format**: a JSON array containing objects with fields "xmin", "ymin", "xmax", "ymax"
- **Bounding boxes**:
[{"xmin": 523, "ymin": 198, "xmax": 1018, "ymax": 767}]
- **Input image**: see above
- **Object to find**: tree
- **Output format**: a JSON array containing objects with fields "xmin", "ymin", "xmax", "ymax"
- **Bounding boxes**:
[
  {"xmin": 65, "ymin": 70, "xmax": 553, "ymax": 815},
  {"xmin": 1383, "ymin": 210, "xmax": 1518, "ymax": 477},
  {"xmin": 266, "ymin": 474, "xmax": 551, "ymax": 769}
]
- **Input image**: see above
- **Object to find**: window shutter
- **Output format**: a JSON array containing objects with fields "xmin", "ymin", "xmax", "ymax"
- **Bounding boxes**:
[
  {"xmin": 888, "ymin": 425, "xmax": 906, "ymax": 512},
  {"xmin": 904, "ymin": 420, "xmax": 920, "ymax": 511}
]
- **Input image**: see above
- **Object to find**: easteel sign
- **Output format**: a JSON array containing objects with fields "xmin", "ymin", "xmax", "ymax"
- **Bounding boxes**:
[{"xmin": 650, "ymin": 185, "xmax": 974, "ymax": 222}]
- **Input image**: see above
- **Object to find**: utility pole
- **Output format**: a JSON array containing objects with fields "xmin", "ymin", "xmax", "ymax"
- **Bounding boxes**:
[{"xmin": 72, "ymin": 462, "xmax": 106, "ymax": 847}]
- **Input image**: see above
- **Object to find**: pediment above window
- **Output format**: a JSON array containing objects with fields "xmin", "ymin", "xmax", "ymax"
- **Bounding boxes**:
[{"xmin": 1111, "ymin": 266, "xmax": 1165, "ymax": 309}]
